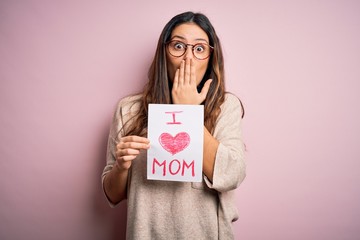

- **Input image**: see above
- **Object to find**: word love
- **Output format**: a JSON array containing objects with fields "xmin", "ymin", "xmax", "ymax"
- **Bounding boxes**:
[{"xmin": 159, "ymin": 132, "xmax": 190, "ymax": 155}]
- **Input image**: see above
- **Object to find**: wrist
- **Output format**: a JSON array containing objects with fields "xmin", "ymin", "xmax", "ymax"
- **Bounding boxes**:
[{"xmin": 113, "ymin": 161, "xmax": 129, "ymax": 174}]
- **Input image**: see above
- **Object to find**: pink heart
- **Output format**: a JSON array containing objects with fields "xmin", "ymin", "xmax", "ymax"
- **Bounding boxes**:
[{"xmin": 159, "ymin": 132, "xmax": 190, "ymax": 155}]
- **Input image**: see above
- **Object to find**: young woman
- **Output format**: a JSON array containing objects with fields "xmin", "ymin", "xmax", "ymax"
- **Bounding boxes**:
[{"xmin": 102, "ymin": 11, "xmax": 246, "ymax": 240}]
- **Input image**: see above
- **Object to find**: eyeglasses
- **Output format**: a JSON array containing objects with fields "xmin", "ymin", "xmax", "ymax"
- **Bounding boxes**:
[{"xmin": 166, "ymin": 40, "xmax": 214, "ymax": 60}]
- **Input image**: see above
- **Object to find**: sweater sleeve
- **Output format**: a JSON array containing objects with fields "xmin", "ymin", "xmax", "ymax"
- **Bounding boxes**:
[
  {"xmin": 204, "ymin": 93, "xmax": 246, "ymax": 192},
  {"xmin": 101, "ymin": 95, "xmax": 141, "ymax": 207},
  {"xmin": 101, "ymin": 104, "xmax": 120, "ymax": 179},
  {"xmin": 101, "ymin": 100, "xmax": 123, "ymax": 207}
]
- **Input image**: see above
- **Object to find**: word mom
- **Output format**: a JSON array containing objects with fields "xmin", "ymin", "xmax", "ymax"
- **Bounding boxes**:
[{"xmin": 152, "ymin": 158, "xmax": 195, "ymax": 177}]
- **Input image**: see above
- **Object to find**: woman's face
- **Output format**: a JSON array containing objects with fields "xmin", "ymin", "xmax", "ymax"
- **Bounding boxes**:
[{"xmin": 166, "ymin": 23, "xmax": 210, "ymax": 86}]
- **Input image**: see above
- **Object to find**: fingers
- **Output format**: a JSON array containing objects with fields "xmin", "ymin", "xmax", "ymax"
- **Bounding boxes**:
[
  {"xmin": 118, "ymin": 140, "xmax": 150, "ymax": 150},
  {"xmin": 118, "ymin": 148, "xmax": 140, "ymax": 156},
  {"xmin": 120, "ymin": 135, "xmax": 150, "ymax": 145},
  {"xmin": 182, "ymin": 58, "xmax": 194, "ymax": 85},
  {"xmin": 116, "ymin": 160, "xmax": 132, "ymax": 170},
  {"xmin": 173, "ymin": 69, "xmax": 179, "ymax": 89},
  {"xmin": 115, "ymin": 135, "xmax": 150, "ymax": 170},
  {"xmin": 189, "ymin": 58, "xmax": 196, "ymax": 86},
  {"xmin": 175, "ymin": 59, "xmax": 195, "ymax": 86},
  {"xmin": 199, "ymin": 79, "xmax": 213, "ymax": 102},
  {"xmin": 171, "ymin": 58, "xmax": 209, "ymax": 104},
  {"xmin": 117, "ymin": 136, "xmax": 150, "ymax": 156},
  {"xmin": 120, "ymin": 135, "xmax": 149, "ymax": 142},
  {"xmin": 117, "ymin": 154, "xmax": 137, "ymax": 162},
  {"xmin": 178, "ymin": 60, "xmax": 185, "ymax": 85},
  {"xmin": 115, "ymin": 153, "xmax": 135, "ymax": 171},
  {"xmin": 184, "ymin": 58, "xmax": 191, "ymax": 85}
]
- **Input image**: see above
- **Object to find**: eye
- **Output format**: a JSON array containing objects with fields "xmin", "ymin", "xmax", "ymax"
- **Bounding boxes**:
[
  {"xmin": 194, "ymin": 44, "xmax": 206, "ymax": 53},
  {"xmin": 172, "ymin": 42, "xmax": 186, "ymax": 51}
]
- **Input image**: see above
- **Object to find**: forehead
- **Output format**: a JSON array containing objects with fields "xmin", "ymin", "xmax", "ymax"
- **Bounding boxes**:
[{"xmin": 171, "ymin": 23, "xmax": 209, "ymax": 42}]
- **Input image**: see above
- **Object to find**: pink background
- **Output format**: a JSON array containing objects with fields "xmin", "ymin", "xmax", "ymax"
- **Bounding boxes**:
[{"xmin": 1, "ymin": 0, "xmax": 359, "ymax": 239}]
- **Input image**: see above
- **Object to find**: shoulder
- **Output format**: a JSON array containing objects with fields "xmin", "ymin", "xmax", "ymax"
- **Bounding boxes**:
[
  {"xmin": 117, "ymin": 94, "xmax": 142, "ymax": 107},
  {"xmin": 221, "ymin": 92, "xmax": 245, "ymax": 118},
  {"xmin": 113, "ymin": 94, "xmax": 142, "ymax": 119},
  {"xmin": 116, "ymin": 94, "xmax": 142, "ymax": 111},
  {"xmin": 224, "ymin": 92, "xmax": 241, "ymax": 105}
]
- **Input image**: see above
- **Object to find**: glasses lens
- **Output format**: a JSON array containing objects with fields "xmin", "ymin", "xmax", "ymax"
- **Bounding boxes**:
[
  {"xmin": 193, "ymin": 43, "xmax": 211, "ymax": 60},
  {"xmin": 168, "ymin": 41, "xmax": 186, "ymax": 57}
]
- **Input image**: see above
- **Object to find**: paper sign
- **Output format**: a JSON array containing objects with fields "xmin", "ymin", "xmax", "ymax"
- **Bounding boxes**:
[{"xmin": 147, "ymin": 104, "xmax": 204, "ymax": 182}]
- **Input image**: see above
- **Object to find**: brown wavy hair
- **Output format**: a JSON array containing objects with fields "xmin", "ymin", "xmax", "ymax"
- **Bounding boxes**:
[{"xmin": 122, "ymin": 11, "xmax": 232, "ymax": 137}]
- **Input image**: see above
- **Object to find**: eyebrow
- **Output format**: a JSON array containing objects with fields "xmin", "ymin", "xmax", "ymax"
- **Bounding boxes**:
[{"xmin": 171, "ymin": 35, "xmax": 209, "ymax": 43}]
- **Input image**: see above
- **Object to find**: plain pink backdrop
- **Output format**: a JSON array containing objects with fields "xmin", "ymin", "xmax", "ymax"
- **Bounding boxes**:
[{"xmin": 1, "ymin": 0, "xmax": 360, "ymax": 239}]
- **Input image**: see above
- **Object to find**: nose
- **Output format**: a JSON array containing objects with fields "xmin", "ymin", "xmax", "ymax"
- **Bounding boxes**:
[{"xmin": 183, "ymin": 45, "xmax": 194, "ymax": 60}]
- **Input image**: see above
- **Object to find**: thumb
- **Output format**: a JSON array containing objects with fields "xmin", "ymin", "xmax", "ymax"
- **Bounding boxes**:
[{"xmin": 199, "ymin": 79, "xmax": 212, "ymax": 102}]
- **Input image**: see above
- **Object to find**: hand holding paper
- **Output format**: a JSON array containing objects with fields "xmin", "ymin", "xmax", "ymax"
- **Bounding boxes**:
[{"xmin": 116, "ymin": 136, "xmax": 150, "ymax": 170}]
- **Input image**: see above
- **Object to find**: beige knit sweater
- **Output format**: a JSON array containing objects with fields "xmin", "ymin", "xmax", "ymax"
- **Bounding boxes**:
[{"xmin": 102, "ymin": 93, "xmax": 246, "ymax": 240}]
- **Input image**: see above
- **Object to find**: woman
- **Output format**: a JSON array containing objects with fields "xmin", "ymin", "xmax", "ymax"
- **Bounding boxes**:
[{"xmin": 102, "ymin": 11, "xmax": 246, "ymax": 239}]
